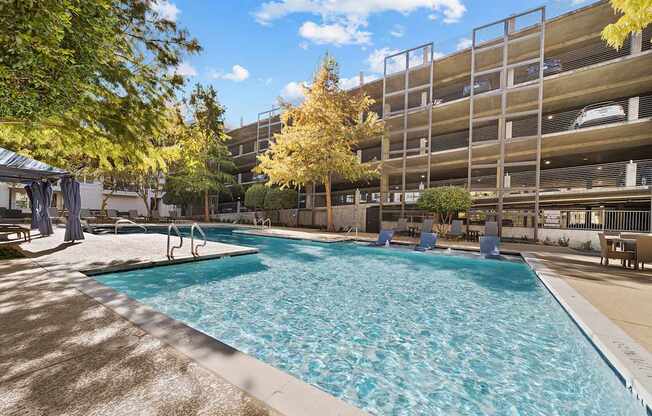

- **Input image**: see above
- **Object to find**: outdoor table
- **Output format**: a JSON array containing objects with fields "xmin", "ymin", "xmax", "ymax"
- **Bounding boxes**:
[{"xmin": 604, "ymin": 235, "xmax": 638, "ymax": 268}]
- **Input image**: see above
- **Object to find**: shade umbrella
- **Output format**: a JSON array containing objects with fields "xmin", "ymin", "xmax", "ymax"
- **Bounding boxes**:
[
  {"xmin": 24, "ymin": 184, "xmax": 38, "ymax": 230},
  {"xmin": 61, "ymin": 177, "xmax": 84, "ymax": 242}
]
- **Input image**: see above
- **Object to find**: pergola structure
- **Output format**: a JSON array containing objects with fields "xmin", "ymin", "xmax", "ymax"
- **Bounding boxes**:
[{"xmin": 0, "ymin": 147, "xmax": 84, "ymax": 242}]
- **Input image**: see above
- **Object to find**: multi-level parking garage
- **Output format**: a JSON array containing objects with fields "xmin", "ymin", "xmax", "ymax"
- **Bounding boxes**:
[{"xmin": 223, "ymin": 0, "xmax": 652, "ymax": 238}]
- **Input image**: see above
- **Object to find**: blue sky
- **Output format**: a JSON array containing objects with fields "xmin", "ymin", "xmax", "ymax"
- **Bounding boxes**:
[{"xmin": 154, "ymin": 0, "xmax": 595, "ymax": 128}]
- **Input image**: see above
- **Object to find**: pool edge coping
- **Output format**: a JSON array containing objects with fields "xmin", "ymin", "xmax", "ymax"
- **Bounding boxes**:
[
  {"xmin": 522, "ymin": 253, "xmax": 652, "ymax": 413},
  {"xmin": 69, "ymin": 271, "xmax": 369, "ymax": 416}
]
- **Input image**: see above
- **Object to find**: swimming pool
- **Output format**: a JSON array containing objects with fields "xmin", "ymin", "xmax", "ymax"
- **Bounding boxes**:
[{"xmin": 96, "ymin": 228, "xmax": 646, "ymax": 415}]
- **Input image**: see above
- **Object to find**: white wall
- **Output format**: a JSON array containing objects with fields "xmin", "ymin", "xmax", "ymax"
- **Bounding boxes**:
[{"xmin": 0, "ymin": 183, "xmax": 10, "ymax": 209}]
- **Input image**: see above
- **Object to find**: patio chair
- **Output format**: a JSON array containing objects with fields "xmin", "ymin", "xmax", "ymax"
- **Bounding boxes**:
[
  {"xmin": 0, "ymin": 224, "xmax": 31, "ymax": 242},
  {"xmin": 420, "ymin": 218, "xmax": 434, "ymax": 235},
  {"xmin": 484, "ymin": 221, "xmax": 499, "ymax": 237},
  {"xmin": 395, "ymin": 218, "xmax": 410, "ymax": 236},
  {"xmin": 415, "ymin": 232, "xmax": 438, "ymax": 252},
  {"xmin": 479, "ymin": 236, "xmax": 500, "ymax": 259},
  {"xmin": 128, "ymin": 209, "xmax": 145, "ymax": 222},
  {"xmin": 636, "ymin": 235, "xmax": 652, "ymax": 270},
  {"xmin": 448, "ymin": 220, "xmax": 464, "ymax": 240},
  {"xmin": 370, "ymin": 229, "xmax": 394, "ymax": 247},
  {"xmin": 106, "ymin": 209, "xmax": 120, "ymax": 220},
  {"xmin": 598, "ymin": 233, "xmax": 635, "ymax": 267}
]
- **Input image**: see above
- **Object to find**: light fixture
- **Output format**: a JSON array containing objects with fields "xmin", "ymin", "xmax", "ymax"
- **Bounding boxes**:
[
  {"xmin": 597, "ymin": 166, "xmax": 602, "ymax": 170},
  {"xmin": 547, "ymin": 115, "xmax": 553, "ymax": 120},
  {"xmin": 544, "ymin": 160, "xmax": 551, "ymax": 165}
]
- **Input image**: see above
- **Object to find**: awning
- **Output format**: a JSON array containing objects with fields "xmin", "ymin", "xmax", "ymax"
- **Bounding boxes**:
[{"xmin": 0, "ymin": 146, "xmax": 68, "ymax": 183}]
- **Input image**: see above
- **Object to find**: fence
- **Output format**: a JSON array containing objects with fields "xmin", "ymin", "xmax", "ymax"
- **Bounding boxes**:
[{"xmin": 558, "ymin": 209, "xmax": 651, "ymax": 233}]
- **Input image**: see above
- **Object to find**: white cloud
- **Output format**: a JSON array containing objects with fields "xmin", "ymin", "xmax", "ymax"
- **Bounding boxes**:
[
  {"xmin": 299, "ymin": 41, "xmax": 309, "ymax": 50},
  {"xmin": 390, "ymin": 24, "xmax": 405, "ymax": 38},
  {"xmin": 211, "ymin": 65, "xmax": 250, "ymax": 82},
  {"xmin": 366, "ymin": 47, "xmax": 399, "ymax": 73},
  {"xmin": 299, "ymin": 21, "xmax": 371, "ymax": 46},
  {"xmin": 340, "ymin": 73, "xmax": 380, "ymax": 90},
  {"xmin": 255, "ymin": 0, "xmax": 465, "ymax": 46},
  {"xmin": 170, "ymin": 61, "xmax": 197, "ymax": 77},
  {"xmin": 456, "ymin": 37, "xmax": 472, "ymax": 51},
  {"xmin": 281, "ymin": 81, "xmax": 307, "ymax": 101},
  {"xmin": 255, "ymin": 0, "xmax": 466, "ymax": 25},
  {"xmin": 427, "ymin": 13, "xmax": 438, "ymax": 21},
  {"xmin": 151, "ymin": 0, "xmax": 180, "ymax": 22}
]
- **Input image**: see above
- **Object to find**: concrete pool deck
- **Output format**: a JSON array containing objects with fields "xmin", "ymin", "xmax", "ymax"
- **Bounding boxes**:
[
  {"xmin": 0, "ymin": 229, "xmax": 284, "ymax": 416},
  {"xmin": 2, "ymin": 225, "xmax": 652, "ymax": 414}
]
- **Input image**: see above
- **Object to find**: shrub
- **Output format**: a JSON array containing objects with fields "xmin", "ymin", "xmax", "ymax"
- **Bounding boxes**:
[
  {"xmin": 264, "ymin": 187, "xmax": 298, "ymax": 210},
  {"xmin": 244, "ymin": 184, "xmax": 267, "ymax": 210}
]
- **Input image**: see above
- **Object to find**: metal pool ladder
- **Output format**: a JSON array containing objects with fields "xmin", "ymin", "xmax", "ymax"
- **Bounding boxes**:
[
  {"xmin": 115, "ymin": 218, "xmax": 147, "ymax": 234},
  {"xmin": 167, "ymin": 222, "xmax": 183, "ymax": 259},
  {"xmin": 190, "ymin": 223, "xmax": 207, "ymax": 257}
]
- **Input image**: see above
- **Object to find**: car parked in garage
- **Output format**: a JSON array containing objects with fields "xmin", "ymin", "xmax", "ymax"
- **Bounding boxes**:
[
  {"xmin": 462, "ymin": 80, "xmax": 492, "ymax": 96},
  {"xmin": 571, "ymin": 101, "xmax": 627, "ymax": 129},
  {"xmin": 526, "ymin": 58, "xmax": 562, "ymax": 78}
]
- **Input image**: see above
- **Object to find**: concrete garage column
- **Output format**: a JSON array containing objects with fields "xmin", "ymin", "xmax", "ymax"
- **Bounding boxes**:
[
  {"xmin": 631, "ymin": 32, "xmax": 643, "ymax": 56},
  {"xmin": 628, "ymin": 96, "xmax": 640, "ymax": 121},
  {"xmin": 380, "ymin": 174, "xmax": 389, "ymax": 203}
]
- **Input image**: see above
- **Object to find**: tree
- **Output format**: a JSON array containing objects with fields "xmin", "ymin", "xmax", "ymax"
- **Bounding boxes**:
[
  {"xmin": 601, "ymin": 0, "xmax": 652, "ymax": 50},
  {"xmin": 170, "ymin": 83, "xmax": 235, "ymax": 222},
  {"xmin": 244, "ymin": 184, "xmax": 268, "ymax": 212},
  {"xmin": 255, "ymin": 54, "xmax": 384, "ymax": 231},
  {"xmin": 416, "ymin": 186, "xmax": 472, "ymax": 235},
  {"xmin": 1, "ymin": 0, "xmax": 200, "ymax": 131},
  {"xmin": 166, "ymin": 124, "xmax": 235, "ymax": 221},
  {"xmin": 264, "ymin": 188, "xmax": 298, "ymax": 210}
]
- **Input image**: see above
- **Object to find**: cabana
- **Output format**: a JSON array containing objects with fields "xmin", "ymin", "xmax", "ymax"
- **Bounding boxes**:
[{"xmin": 0, "ymin": 147, "xmax": 84, "ymax": 242}]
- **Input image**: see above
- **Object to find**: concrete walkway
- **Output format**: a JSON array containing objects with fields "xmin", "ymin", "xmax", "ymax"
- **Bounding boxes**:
[{"xmin": 0, "ymin": 229, "xmax": 279, "ymax": 416}]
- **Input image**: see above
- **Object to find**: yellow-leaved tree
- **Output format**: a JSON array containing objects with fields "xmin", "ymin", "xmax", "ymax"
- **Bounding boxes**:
[
  {"xmin": 601, "ymin": 0, "xmax": 652, "ymax": 50},
  {"xmin": 255, "ymin": 54, "xmax": 384, "ymax": 231}
]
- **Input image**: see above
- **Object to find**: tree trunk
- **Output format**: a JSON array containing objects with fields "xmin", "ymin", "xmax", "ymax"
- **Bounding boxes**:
[
  {"xmin": 204, "ymin": 190, "xmax": 210, "ymax": 222},
  {"xmin": 325, "ymin": 174, "xmax": 334, "ymax": 232}
]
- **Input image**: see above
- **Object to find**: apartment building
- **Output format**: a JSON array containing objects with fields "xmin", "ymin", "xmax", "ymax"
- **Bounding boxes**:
[{"xmin": 223, "ymin": 1, "xmax": 652, "ymax": 244}]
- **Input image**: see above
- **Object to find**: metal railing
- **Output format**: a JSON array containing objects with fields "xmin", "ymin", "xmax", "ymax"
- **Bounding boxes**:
[
  {"xmin": 190, "ymin": 223, "xmax": 207, "ymax": 257},
  {"xmin": 559, "ymin": 210, "xmax": 651, "ymax": 233},
  {"xmin": 167, "ymin": 223, "xmax": 183, "ymax": 259},
  {"xmin": 114, "ymin": 218, "xmax": 147, "ymax": 234}
]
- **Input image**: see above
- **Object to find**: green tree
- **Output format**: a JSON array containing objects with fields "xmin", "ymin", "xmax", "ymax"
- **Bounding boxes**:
[
  {"xmin": 264, "ymin": 187, "xmax": 298, "ymax": 210},
  {"xmin": 0, "ymin": 0, "xmax": 200, "ymax": 145},
  {"xmin": 255, "ymin": 54, "xmax": 384, "ymax": 231},
  {"xmin": 244, "ymin": 184, "xmax": 268, "ymax": 212},
  {"xmin": 166, "ymin": 124, "xmax": 236, "ymax": 221},
  {"xmin": 416, "ymin": 186, "xmax": 472, "ymax": 235},
  {"xmin": 602, "ymin": 0, "xmax": 652, "ymax": 50}
]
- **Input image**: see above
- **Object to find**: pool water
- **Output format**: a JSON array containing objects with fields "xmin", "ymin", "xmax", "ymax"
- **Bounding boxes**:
[{"xmin": 96, "ymin": 228, "xmax": 646, "ymax": 415}]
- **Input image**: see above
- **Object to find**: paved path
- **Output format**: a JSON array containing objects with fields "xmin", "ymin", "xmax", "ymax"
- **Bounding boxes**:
[{"xmin": 0, "ymin": 229, "xmax": 278, "ymax": 416}]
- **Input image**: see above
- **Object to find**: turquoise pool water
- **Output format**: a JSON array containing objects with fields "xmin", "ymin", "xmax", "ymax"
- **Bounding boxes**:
[{"xmin": 96, "ymin": 228, "xmax": 646, "ymax": 415}]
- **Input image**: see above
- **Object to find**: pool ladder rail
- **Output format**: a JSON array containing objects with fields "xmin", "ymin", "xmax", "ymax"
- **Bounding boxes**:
[
  {"xmin": 254, "ymin": 217, "xmax": 272, "ymax": 229},
  {"xmin": 115, "ymin": 218, "xmax": 147, "ymax": 234},
  {"xmin": 167, "ymin": 222, "xmax": 183, "ymax": 259},
  {"xmin": 190, "ymin": 223, "xmax": 207, "ymax": 257}
]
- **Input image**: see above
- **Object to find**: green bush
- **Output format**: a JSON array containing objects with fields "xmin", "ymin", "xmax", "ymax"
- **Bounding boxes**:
[
  {"xmin": 244, "ymin": 184, "xmax": 267, "ymax": 210},
  {"xmin": 264, "ymin": 187, "xmax": 298, "ymax": 210},
  {"xmin": 417, "ymin": 186, "xmax": 472, "ymax": 225}
]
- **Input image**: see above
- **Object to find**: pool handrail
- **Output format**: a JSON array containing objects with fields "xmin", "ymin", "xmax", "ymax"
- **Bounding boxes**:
[
  {"xmin": 167, "ymin": 222, "xmax": 183, "ymax": 259},
  {"xmin": 190, "ymin": 223, "xmax": 207, "ymax": 257},
  {"xmin": 115, "ymin": 218, "xmax": 147, "ymax": 234}
]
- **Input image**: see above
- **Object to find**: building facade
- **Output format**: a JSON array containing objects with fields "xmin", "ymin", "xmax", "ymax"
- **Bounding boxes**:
[{"xmin": 223, "ymin": 1, "xmax": 652, "ymax": 244}]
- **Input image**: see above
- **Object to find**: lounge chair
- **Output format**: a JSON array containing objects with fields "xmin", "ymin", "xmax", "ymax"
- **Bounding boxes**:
[
  {"xmin": 370, "ymin": 229, "xmax": 394, "ymax": 247},
  {"xmin": 415, "ymin": 232, "xmax": 438, "ymax": 252},
  {"xmin": 484, "ymin": 221, "xmax": 499, "ymax": 237},
  {"xmin": 635, "ymin": 235, "xmax": 652, "ymax": 270},
  {"xmin": 479, "ymin": 236, "xmax": 500, "ymax": 259},
  {"xmin": 0, "ymin": 224, "xmax": 31, "ymax": 242},
  {"xmin": 106, "ymin": 209, "xmax": 120, "ymax": 221},
  {"xmin": 448, "ymin": 220, "xmax": 464, "ymax": 240},
  {"xmin": 598, "ymin": 233, "xmax": 635, "ymax": 267}
]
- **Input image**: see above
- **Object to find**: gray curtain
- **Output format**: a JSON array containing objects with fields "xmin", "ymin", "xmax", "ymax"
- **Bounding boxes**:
[
  {"xmin": 61, "ymin": 177, "xmax": 84, "ymax": 242},
  {"xmin": 31, "ymin": 181, "xmax": 53, "ymax": 236},
  {"xmin": 24, "ymin": 184, "xmax": 38, "ymax": 230}
]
